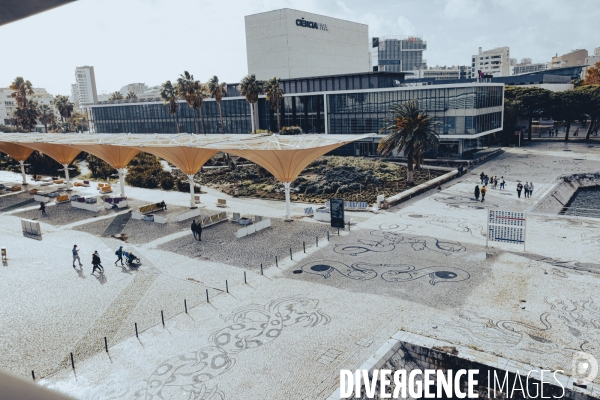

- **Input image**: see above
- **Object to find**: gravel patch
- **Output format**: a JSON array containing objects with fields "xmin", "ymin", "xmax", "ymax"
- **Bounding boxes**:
[
  {"xmin": 12, "ymin": 202, "xmax": 121, "ymax": 226},
  {"xmin": 158, "ymin": 218, "xmax": 337, "ymax": 269},
  {"xmin": 0, "ymin": 192, "xmax": 33, "ymax": 212}
]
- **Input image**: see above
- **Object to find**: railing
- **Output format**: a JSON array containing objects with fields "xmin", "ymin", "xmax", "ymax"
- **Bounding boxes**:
[{"xmin": 560, "ymin": 206, "xmax": 600, "ymax": 218}]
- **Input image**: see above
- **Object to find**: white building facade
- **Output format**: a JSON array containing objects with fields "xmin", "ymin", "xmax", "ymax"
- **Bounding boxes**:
[
  {"xmin": 0, "ymin": 88, "xmax": 57, "ymax": 128},
  {"xmin": 471, "ymin": 46, "xmax": 511, "ymax": 78},
  {"xmin": 120, "ymin": 83, "xmax": 147, "ymax": 96},
  {"xmin": 245, "ymin": 9, "xmax": 370, "ymax": 80},
  {"xmin": 75, "ymin": 66, "xmax": 98, "ymax": 105}
]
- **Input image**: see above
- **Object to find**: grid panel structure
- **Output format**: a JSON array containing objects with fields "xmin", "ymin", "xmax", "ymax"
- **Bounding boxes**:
[{"xmin": 488, "ymin": 210, "xmax": 526, "ymax": 244}]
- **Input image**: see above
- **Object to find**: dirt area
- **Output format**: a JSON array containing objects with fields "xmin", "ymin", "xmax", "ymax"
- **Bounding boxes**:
[{"xmin": 202, "ymin": 156, "xmax": 446, "ymax": 204}]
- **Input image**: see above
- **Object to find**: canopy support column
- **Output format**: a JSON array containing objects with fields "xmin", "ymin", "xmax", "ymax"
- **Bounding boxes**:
[
  {"xmin": 62, "ymin": 164, "xmax": 72, "ymax": 191},
  {"xmin": 187, "ymin": 174, "xmax": 197, "ymax": 208},
  {"xmin": 284, "ymin": 182, "xmax": 291, "ymax": 221},
  {"xmin": 19, "ymin": 160, "xmax": 27, "ymax": 185},
  {"xmin": 117, "ymin": 168, "xmax": 127, "ymax": 197}
]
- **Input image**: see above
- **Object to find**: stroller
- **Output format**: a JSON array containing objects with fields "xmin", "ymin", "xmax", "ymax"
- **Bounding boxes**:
[{"xmin": 124, "ymin": 251, "xmax": 141, "ymax": 267}]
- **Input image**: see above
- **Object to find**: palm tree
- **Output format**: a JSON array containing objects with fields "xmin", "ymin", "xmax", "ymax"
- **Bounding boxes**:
[
  {"xmin": 38, "ymin": 104, "xmax": 56, "ymax": 133},
  {"xmin": 238, "ymin": 74, "xmax": 263, "ymax": 133},
  {"xmin": 53, "ymin": 95, "xmax": 74, "ymax": 133},
  {"xmin": 377, "ymin": 99, "xmax": 440, "ymax": 185},
  {"xmin": 160, "ymin": 80, "xmax": 180, "ymax": 133},
  {"xmin": 176, "ymin": 71, "xmax": 201, "ymax": 134},
  {"xmin": 264, "ymin": 77, "xmax": 284, "ymax": 133},
  {"xmin": 9, "ymin": 76, "xmax": 34, "ymax": 108},
  {"xmin": 207, "ymin": 76, "xmax": 227, "ymax": 133},
  {"xmin": 13, "ymin": 99, "xmax": 40, "ymax": 131},
  {"xmin": 194, "ymin": 82, "xmax": 209, "ymax": 134},
  {"xmin": 109, "ymin": 91, "xmax": 124, "ymax": 101},
  {"xmin": 126, "ymin": 91, "xmax": 137, "ymax": 99}
]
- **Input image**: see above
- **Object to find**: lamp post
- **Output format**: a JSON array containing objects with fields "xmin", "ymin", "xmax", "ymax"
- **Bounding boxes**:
[
  {"xmin": 283, "ymin": 182, "xmax": 291, "ymax": 221},
  {"xmin": 16, "ymin": 161, "xmax": 30, "ymax": 185},
  {"xmin": 187, "ymin": 174, "xmax": 197, "ymax": 208},
  {"xmin": 59, "ymin": 165, "xmax": 76, "ymax": 191}
]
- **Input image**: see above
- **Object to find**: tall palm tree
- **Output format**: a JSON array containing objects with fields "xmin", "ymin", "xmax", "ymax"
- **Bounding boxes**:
[
  {"xmin": 126, "ymin": 91, "xmax": 137, "ymax": 99},
  {"xmin": 52, "ymin": 95, "xmax": 74, "ymax": 133},
  {"xmin": 38, "ymin": 104, "xmax": 56, "ymax": 133},
  {"xmin": 160, "ymin": 80, "xmax": 180, "ymax": 133},
  {"xmin": 109, "ymin": 91, "xmax": 124, "ymax": 101},
  {"xmin": 9, "ymin": 76, "xmax": 34, "ymax": 108},
  {"xmin": 377, "ymin": 99, "xmax": 440, "ymax": 185},
  {"xmin": 207, "ymin": 76, "xmax": 227, "ymax": 134},
  {"xmin": 13, "ymin": 99, "xmax": 40, "ymax": 131},
  {"xmin": 264, "ymin": 77, "xmax": 284, "ymax": 133},
  {"xmin": 194, "ymin": 82, "xmax": 209, "ymax": 134},
  {"xmin": 176, "ymin": 71, "xmax": 201, "ymax": 134},
  {"xmin": 238, "ymin": 74, "xmax": 263, "ymax": 134}
]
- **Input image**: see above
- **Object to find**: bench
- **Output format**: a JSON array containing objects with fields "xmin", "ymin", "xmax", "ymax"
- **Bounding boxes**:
[
  {"xmin": 10, "ymin": 186, "xmax": 21, "ymax": 192},
  {"xmin": 82, "ymin": 180, "xmax": 90, "ymax": 187},
  {"xmin": 132, "ymin": 203, "xmax": 166, "ymax": 220},
  {"xmin": 73, "ymin": 182, "xmax": 83, "ymax": 187},
  {"xmin": 21, "ymin": 219, "xmax": 42, "ymax": 239},
  {"xmin": 29, "ymin": 189, "xmax": 38, "ymax": 195},
  {"xmin": 104, "ymin": 197, "xmax": 128, "ymax": 210},
  {"xmin": 100, "ymin": 185, "xmax": 112, "ymax": 193},
  {"xmin": 304, "ymin": 207, "xmax": 314, "ymax": 216},
  {"xmin": 236, "ymin": 218, "xmax": 272, "ymax": 238},
  {"xmin": 71, "ymin": 196, "xmax": 102, "ymax": 211},
  {"xmin": 200, "ymin": 212, "xmax": 228, "ymax": 228},
  {"xmin": 53, "ymin": 179, "xmax": 64, "ymax": 184},
  {"xmin": 230, "ymin": 212, "xmax": 241, "ymax": 223},
  {"xmin": 324, "ymin": 201, "xmax": 369, "ymax": 211},
  {"xmin": 56, "ymin": 195, "xmax": 70, "ymax": 204},
  {"xmin": 0, "ymin": 184, "xmax": 5, "ymax": 190},
  {"xmin": 216, "ymin": 198, "xmax": 227, "ymax": 208}
]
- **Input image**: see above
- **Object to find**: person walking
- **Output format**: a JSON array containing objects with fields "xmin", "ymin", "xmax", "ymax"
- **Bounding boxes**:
[
  {"xmin": 94, "ymin": 250, "xmax": 104, "ymax": 272},
  {"xmin": 500, "ymin": 177, "xmax": 505, "ymax": 190},
  {"xmin": 115, "ymin": 246, "xmax": 124, "ymax": 266},
  {"xmin": 474, "ymin": 185, "xmax": 480, "ymax": 200},
  {"xmin": 72, "ymin": 245, "xmax": 82, "ymax": 268},
  {"xmin": 191, "ymin": 219, "xmax": 198, "ymax": 240},
  {"xmin": 39, "ymin": 201, "xmax": 46, "ymax": 216},
  {"xmin": 91, "ymin": 251, "xmax": 102, "ymax": 275},
  {"xmin": 458, "ymin": 165, "xmax": 463, "ymax": 177},
  {"xmin": 480, "ymin": 172, "xmax": 485, "ymax": 185},
  {"xmin": 529, "ymin": 182, "xmax": 534, "ymax": 197},
  {"xmin": 517, "ymin": 182, "xmax": 523, "ymax": 198},
  {"xmin": 483, "ymin": 175, "xmax": 489, "ymax": 186},
  {"xmin": 480, "ymin": 185, "xmax": 487, "ymax": 202},
  {"xmin": 524, "ymin": 182, "xmax": 530, "ymax": 198},
  {"xmin": 195, "ymin": 220, "xmax": 203, "ymax": 242},
  {"xmin": 493, "ymin": 176, "xmax": 498, "ymax": 189}
]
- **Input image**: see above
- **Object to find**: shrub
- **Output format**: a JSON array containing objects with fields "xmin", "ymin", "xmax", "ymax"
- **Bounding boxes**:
[
  {"xmin": 279, "ymin": 125, "xmax": 302, "ymax": 135},
  {"xmin": 126, "ymin": 152, "xmax": 164, "ymax": 188},
  {"xmin": 87, "ymin": 154, "xmax": 117, "ymax": 180},
  {"xmin": 159, "ymin": 172, "xmax": 174, "ymax": 190},
  {"xmin": 176, "ymin": 177, "xmax": 200, "ymax": 193}
]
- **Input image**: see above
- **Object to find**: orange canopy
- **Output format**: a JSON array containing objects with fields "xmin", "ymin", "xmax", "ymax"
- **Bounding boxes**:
[
  {"xmin": 18, "ymin": 142, "xmax": 80, "ymax": 165},
  {"xmin": 137, "ymin": 146, "xmax": 218, "ymax": 175},
  {"xmin": 0, "ymin": 142, "xmax": 34, "ymax": 161},
  {"xmin": 69, "ymin": 144, "xmax": 139, "ymax": 169}
]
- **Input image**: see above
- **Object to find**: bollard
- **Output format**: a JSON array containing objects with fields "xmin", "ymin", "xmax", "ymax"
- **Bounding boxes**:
[
  {"xmin": 32, "ymin": 370, "xmax": 35, "ymax": 381},
  {"xmin": 260, "ymin": 263, "xmax": 263, "ymax": 275},
  {"xmin": 226, "ymin": 280, "xmax": 229, "ymax": 293},
  {"xmin": 290, "ymin": 248, "xmax": 293, "ymax": 260},
  {"xmin": 348, "ymin": 221, "xmax": 351, "ymax": 231},
  {"xmin": 338, "ymin": 227, "xmax": 340, "ymax": 236},
  {"xmin": 327, "ymin": 231, "xmax": 329, "ymax": 241},
  {"xmin": 104, "ymin": 337, "xmax": 108, "ymax": 352},
  {"xmin": 316, "ymin": 237, "xmax": 319, "ymax": 247},
  {"xmin": 275, "ymin": 256, "xmax": 278, "ymax": 268},
  {"xmin": 184, "ymin": 299, "xmax": 188, "ymax": 313},
  {"xmin": 303, "ymin": 242, "xmax": 306, "ymax": 253},
  {"xmin": 161, "ymin": 310, "xmax": 165, "ymax": 326},
  {"xmin": 244, "ymin": 271, "xmax": 247, "ymax": 284},
  {"xmin": 135, "ymin": 323, "xmax": 138, "ymax": 338},
  {"xmin": 70, "ymin": 352, "xmax": 75, "ymax": 370},
  {"xmin": 206, "ymin": 289, "xmax": 209, "ymax": 303}
]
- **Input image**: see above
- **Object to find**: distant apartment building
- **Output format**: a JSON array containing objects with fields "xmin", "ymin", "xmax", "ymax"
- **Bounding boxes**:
[
  {"xmin": 0, "ymin": 87, "xmax": 57, "ymax": 129},
  {"xmin": 513, "ymin": 59, "xmax": 548, "ymax": 75},
  {"xmin": 71, "ymin": 84, "xmax": 80, "ymax": 110},
  {"xmin": 74, "ymin": 66, "xmax": 98, "ymax": 105},
  {"xmin": 551, "ymin": 49, "xmax": 588, "ymax": 69},
  {"xmin": 137, "ymin": 85, "xmax": 161, "ymax": 99},
  {"xmin": 371, "ymin": 36, "xmax": 427, "ymax": 72},
  {"xmin": 582, "ymin": 47, "xmax": 600, "ymax": 79},
  {"xmin": 405, "ymin": 65, "xmax": 469, "ymax": 80},
  {"xmin": 471, "ymin": 46, "xmax": 511, "ymax": 78},
  {"xmin": 120, "ymin": 83, "xmax": 147, "ymax": 96}
]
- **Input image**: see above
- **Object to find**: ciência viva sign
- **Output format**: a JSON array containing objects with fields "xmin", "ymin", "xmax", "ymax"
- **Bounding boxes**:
[{"xmin": 295, "ymin": 17, "xmax": 328, "ymax": 31}]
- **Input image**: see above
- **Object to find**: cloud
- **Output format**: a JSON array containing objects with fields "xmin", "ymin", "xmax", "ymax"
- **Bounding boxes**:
[
  {"xmin": 442, "ymin": 0, "xmax": 482, "ymax": 19},
  {"xmin": 396, "ymin": 15, "xmax": 416, "ymax": 36}
]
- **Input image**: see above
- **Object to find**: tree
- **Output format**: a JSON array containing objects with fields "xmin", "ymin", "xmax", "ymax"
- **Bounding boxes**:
[
  {"xmin": 548, "ymin": 91, "xmax": 580, "ymax": 141},
  {"xmin": 38, "ymin": 104, "xmax": 56, "ymax": 133},
  {"xmin": 575, "ymin": 85, "xmax": 600, "ymax": 140},
  {"xmin": 13, "ymin": 99, "xmax": 40, "ymax": 131},
  {"xmin": 505, "ymin": 87, "xmax": 552, "ymax": 141},
  {"xmin": 176, "ymin": 71, "xmax": 201, "ymax": 134},
  {"xmin": 53, "ymin": 95, "xmax": 74, "ymax": 132},
  {"xmin": 126, "ymin": 91, "xmax": 137, "ymax": 99},
  {"xmin": 377, "ymin": 99, "xmax": 440, "ymax": 184},
  {"xmin": 498, "ymin": 98, "xmax": 521, "ymax": 146},
  {"xmin": 207, "ymin": 76, "xmax": 227, "ymax": 134},
  {"xmin": 264, "ymin": 77, "xmax": 284, "ymax": 133},
  {"xmin": 69, "ymin": 112, "xmax": 88, "ymax": 133},
  {"xmin": 86, "ymin": 153, "xmax": 116, "ymax": 180},
  {"xmin": 9, "ymin": 76, "xmax": 34, "ymax": 109},
  {"xmin": 194, "ymin": 82, "xmax": 209, "ymax": 134},
  {"xmin": 238, "ymin": 74, "xmax": 263, "ymax": 133},
  {"xmin": 160, "ymin": 80, "xmax": 180, "ymax": 133},
  {"xmin": 109, "ymin": 91, "xmax": 124, "ymax": 101},
  {"xmin": 583, "ymin": 62, "xmax": 600, "ymax": 85}
]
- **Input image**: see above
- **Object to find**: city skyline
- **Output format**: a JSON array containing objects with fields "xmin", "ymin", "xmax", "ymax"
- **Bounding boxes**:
[{"xmin": 0, "ymin": 0, "xmax": 598, "ymax": 96}]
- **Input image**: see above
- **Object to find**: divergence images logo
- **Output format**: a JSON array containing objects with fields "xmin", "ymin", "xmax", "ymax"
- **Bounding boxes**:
[
  {"xmin": 572, "ymin": 352, "xmax": 598, "ymax": 386},
  {"xmin": 296, "ymin": 17, "xmax": 328, "ymax": 31}
]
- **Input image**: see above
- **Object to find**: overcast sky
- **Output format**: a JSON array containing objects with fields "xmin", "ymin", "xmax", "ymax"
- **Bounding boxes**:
[{"xmin": 1, "ymin": 0, "xmax": 598, "ymax": 96}]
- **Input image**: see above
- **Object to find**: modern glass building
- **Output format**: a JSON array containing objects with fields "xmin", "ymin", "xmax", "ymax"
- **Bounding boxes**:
[{"xmin": 87, "ymin": 80, "xmax": 503, "ymax": 158}]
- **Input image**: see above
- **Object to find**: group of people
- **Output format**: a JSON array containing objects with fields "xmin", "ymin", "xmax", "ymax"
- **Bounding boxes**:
[
  {"xmin": 473, "ymin": 172, "xmax": 506, "ymax": 202},
  {"xmin": 72, "ymin": 244, "xmax": 139, "ymax": 276},
  {"xmin": 516, "ymin": 181, "xmax": 534, "ymax": 198},
  {"xmin": 191, "ymin": 219, "xmax": 203, "ymax": 241}
]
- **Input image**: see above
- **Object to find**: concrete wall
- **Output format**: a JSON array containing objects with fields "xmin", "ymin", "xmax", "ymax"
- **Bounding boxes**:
[
  {"xmin": 245, "ymin": 9, "xmax": 370, "ymax": 80},
  {"xmin": 532, "ymin": 173, "xmax": 600, "ymax": 215}
]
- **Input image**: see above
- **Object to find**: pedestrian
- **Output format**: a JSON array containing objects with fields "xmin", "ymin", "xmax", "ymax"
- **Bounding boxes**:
[
  {"xmin": 195, "ymin": 220, "xmax": 203, "ymax": 241},
  {"xmin": 115, "ymin": 245, "xmax": 124, "ymax": 266},
  {"xmin": 474, "ymin": 185, "xmax": 480, "ymax": 200},
  {"xmin": 91, "ymin": 251, "xmax": 103, "ymax": 275},
  {"xmin": 480, "ymin": 172, "xmax": 485, "ymax": 185},
  {"xmin": 72, "ymin": 245, "xmax": 82, "ymax": 268},
  {"xmin": 437, "ymin": 181, "xmax": 442, "ymax": 190},
  {"xmin": 484, "ymin": 175, "xmax": 489, "ymax": 186},
  {"xmin": 458, "ymin": 165, "xmax": 463, "ymax": 177},
  {"xmin": 159, "ymin": 200, "xmax": 167, "ymax": 211},
  {"xmin": 480, "ymin": 185, "xmax": 487, "ymax": 202},
  {"xmin": 39, "ymin": 201, "xmax": 46, "ymax": 216},
  {"xmin": 529, "ymin": 182, "xmax": 534, "ymax": 197},
  {"xmin": 191, "ymin": 219, "xmax": 198, "ymax": 240},
  {"xmin": 493, "ymin": 176, "xmax": 498, "ymax": 189},
  {"xmin": 500, "ymin": 177, "xmax": 505, "ymax": 190},
  {"xmin": 525, "ymin": 182, "xmax": 531, "ymax": 198},
  {"xmin": 517, "ymin": 182, "xmax": 523, "ymax": 198}
]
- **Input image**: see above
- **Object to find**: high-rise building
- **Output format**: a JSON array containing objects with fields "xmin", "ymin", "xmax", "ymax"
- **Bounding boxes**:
[
  {"xmin": 513, "ymin": 59, "xmax": 547, "ymax": 75},
  {"xmin": 405, "ymin": 65, "xmax": 469, "ymax": 81},
  {"xmin": 74, "ymin": 66, "xmax": 98, "ymax": 105},
  {"xmin": 551, "ymin": 49, "xmax": 588, "ymax": 69},
  {"xmin": 371, "ymin": 36, "xmax": 427, "ymax": 72},
  {"xmin": 120, "ymin": 83, "xmax": 147, "ymax": 96},
  {"xmin": 71, "ymin": 84, "xmax": 80, "ymax": 110},
  {"xmin": 245, "ymin": 9, "xmax": 370, "ymax": 80},
  {"xmin": 471, "ymin": 46, "xmax": 511, "ymax": 78}
]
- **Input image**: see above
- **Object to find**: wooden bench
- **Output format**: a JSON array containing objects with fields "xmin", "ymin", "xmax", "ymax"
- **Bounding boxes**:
[
  {"xmin": 200, "ymin": 212, "xmax": 228, "ymax": 228},
  {"xmin": 29, "ymin": 189, "xmax": 38, "ymax": 195},
  {"xmin": 56, "ymin": 195, "xmax": 70, "ymax": 204},
  {"xmin": 53, "ymin": 179, "xmax": 64, "ymax": 184},
  {"xmin": 100, "ymin": 185, "xmax": 112, "ymax": 193},
  {"xmin": 10, "ymin": 186, "xmax": 21, "ymax": 192},
  {"xmin": 73, "ymin": 182, "xmax": 83, "ymax": 187},
  {"xmin": 82, "ymin": 180, "xmax": 90, "ymax": 187},
  {"xmin": 216, "ymin": 198, "xmax": 227, "ymax": 208}
]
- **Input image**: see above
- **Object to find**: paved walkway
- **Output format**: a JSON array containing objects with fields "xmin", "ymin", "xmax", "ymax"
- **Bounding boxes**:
[{"xmin": 1, "ymin": 142, "xmax": 600, "ymax": 399}]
